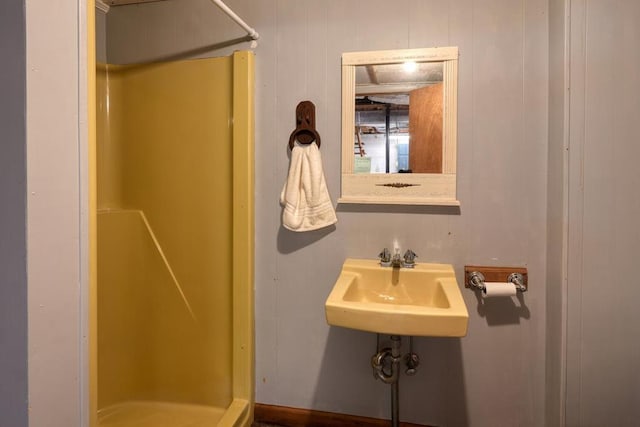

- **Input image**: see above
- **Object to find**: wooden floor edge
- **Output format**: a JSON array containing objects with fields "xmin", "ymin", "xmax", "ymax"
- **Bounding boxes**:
[{"xmin": 254, "ymin": 403, "xmax": 431, "ymax": 427}]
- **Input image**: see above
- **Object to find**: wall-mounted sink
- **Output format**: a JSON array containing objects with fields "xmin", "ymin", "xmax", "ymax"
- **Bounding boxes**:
[{"xmin": 325, "ymin": 258, "xmax": 468, "ymax": 337}]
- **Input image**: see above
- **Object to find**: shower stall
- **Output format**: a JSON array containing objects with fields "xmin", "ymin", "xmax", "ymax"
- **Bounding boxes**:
[{"xmin": 93, "ymin": 50, "xmax": 254, "ymax": 426}]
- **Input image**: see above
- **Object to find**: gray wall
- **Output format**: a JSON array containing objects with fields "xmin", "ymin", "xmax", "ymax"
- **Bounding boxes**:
[
  {"xmin": 545, "ymin": 0, "xmax": 567, "ymax": 424},
  {"xmin": 0, "ymin": 1, "xmax": 28, "ymax": 426},
  {"xmin": 566, "ymin": 2, "xmax": 640, "ymax": 426},
  {"xmin": 108, "ymin": 1, "xmax": 549, "ymax": 425}
]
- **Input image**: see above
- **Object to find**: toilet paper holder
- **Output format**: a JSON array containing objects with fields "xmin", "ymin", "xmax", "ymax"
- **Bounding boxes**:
[{"xmin": 464, "ymin": 266, "xmax": 528, "ymax": 293}]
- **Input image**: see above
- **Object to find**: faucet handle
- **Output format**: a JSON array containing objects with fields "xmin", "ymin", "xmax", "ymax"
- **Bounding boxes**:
[
  {"xmin": 379, "ymin": 248, "xmax": 391, "ymax": 266},
  {"xmin": 403, "ymin": 249, "xmax": 417, "ymax": 267}
]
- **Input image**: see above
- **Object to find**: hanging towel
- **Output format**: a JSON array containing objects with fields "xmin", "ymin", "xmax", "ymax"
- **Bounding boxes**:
[{"xmin": 280, "ymin": 142, "xmax": 337, "ymax": 232}]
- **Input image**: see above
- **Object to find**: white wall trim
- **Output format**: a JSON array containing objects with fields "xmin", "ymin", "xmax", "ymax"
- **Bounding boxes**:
[
  {"xmin": 26, "ymin": 0, "xmax": 85, "ymax": 424},
  {"xmin": 78, "ymin": 0, "xmax": 91, "ymax": 425}
]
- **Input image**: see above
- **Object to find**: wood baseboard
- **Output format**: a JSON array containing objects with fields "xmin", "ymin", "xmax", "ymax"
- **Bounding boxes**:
[{"xmin": 254, "ymin": 403, "xmax": 431, "ymax": 427}]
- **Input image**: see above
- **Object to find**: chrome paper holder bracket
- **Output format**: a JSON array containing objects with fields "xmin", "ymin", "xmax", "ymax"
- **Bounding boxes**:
[
  {"xmin": 507, "ymin": 272, "xmax": 526, "ymax": 292},
  {"xmin": 468, "ymin": 271, "xmax": 486, "ymax": 291}
]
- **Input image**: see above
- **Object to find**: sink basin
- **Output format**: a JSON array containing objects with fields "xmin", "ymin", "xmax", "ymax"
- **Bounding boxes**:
[{"xmin": 325, "ymin": 258, "xmax": 468, "ymax": 337}]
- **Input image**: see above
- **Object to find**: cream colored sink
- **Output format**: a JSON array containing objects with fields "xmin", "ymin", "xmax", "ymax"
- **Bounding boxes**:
[{"xmin": 325, "ymin": 258, "xmax": 468, "ymax": 337}]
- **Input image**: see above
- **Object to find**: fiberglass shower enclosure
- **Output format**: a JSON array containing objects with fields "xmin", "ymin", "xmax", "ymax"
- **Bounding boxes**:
[{"xmin": 94, "ymin": 52, "xmax": 254, "ymax": 427}]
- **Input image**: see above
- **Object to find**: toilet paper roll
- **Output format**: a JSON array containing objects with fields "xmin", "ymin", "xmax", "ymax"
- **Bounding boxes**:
[{"xmin": 482, "ymin": 282, "xmax": 517, "ymax": 298}]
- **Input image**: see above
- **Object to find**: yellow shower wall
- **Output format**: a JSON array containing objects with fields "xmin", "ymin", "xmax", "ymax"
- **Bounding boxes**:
[
  {"xmin": 97, "ymin": 64, "xmax": 125, "ymax": 209},
  {"xmin": 97, "ymin": 57, "xmax": 235, "ymax": 410}
]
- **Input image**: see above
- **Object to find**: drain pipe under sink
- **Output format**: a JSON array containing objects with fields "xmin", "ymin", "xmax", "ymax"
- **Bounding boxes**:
[{"xmin": 371, "ymin": 335, "xmax": 403, "ymax": 427}]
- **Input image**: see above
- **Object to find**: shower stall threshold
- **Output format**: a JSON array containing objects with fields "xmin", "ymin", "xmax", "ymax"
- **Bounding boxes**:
[{"xmin": 97, "ymin": 400, "xmax": 229, "ymax": 427}]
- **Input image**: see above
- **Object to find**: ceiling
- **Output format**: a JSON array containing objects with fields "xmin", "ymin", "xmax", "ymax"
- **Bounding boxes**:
[
  {"xmin": 106, "ymin": 0, "xmax": 167, "ymax": 6},
  {"xmin": 355, "ymin": 62, "xmax": 443, "ymax": 96}
]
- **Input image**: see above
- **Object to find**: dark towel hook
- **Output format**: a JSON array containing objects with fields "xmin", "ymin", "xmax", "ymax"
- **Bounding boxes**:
[{"xmin": 288, "ymin": 101, "xmax": 321, "ymax": 150}]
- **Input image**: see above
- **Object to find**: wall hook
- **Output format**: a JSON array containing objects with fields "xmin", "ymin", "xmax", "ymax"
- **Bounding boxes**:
[{"xmin": 288, "ymin": 100, "xmax": 321, "ymax": 150}]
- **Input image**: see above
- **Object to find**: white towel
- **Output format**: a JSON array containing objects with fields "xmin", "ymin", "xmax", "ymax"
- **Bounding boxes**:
[{"xmin": 280, "ymin": 142, "xmax": 337, "ymax": 232}]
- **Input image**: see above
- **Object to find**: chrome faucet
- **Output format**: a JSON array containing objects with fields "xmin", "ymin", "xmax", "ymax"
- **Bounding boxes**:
[
  {"xmin": 379, "ymin": 248, "xmax": 392, "ymax": 266},
  {"xmin": 402, "ymin": 249, "xmax": 417, "ymax": 268},
  {"xmin": 391, "ymin": 249, "xmax": 403, "ymax": 268},
  {"xmin": 379, "ymin": 247, "xmax": 417, "ymax": 268}
]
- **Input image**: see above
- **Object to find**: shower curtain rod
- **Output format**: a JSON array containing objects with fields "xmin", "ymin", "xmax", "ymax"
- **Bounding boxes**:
[
  {"xmin": 96, "ymin": 1, "xmax": 258, "ymax": 42},
  {"xmin": 209, "ymin": 0, "xmax": 259, "ymax": 41}
]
